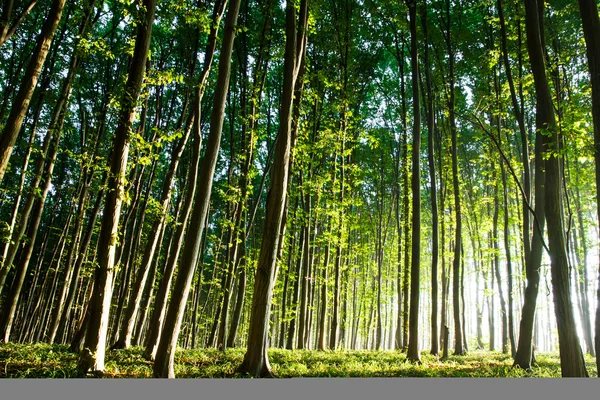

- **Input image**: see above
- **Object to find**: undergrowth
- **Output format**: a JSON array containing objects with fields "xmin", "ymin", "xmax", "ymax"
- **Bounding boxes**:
[{"xmin": 0, "ymin": 343, "xmax": 596, "ymax": 378}]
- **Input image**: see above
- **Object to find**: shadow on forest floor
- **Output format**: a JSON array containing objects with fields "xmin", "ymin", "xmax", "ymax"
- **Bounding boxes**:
[{"xmin": 0, "ymin": 343, "xmax": 596, "ymax": 378}]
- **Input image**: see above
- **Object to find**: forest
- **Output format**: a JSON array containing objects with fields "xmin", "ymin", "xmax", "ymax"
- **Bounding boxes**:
[{"xmin": 0, "ymin": 0, "xmax": 599, "ymax": 379}]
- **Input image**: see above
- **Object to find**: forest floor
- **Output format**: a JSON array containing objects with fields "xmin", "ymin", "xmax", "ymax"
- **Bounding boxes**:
[{"xmin": 0, "ymin": 343, "xmax": 597, "ymax": 378}]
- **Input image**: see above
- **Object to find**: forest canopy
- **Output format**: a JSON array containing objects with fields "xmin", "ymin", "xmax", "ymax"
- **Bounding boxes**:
[{"xmin": 0, "ymin": 0, "xmax": 599, "ymax": 379}]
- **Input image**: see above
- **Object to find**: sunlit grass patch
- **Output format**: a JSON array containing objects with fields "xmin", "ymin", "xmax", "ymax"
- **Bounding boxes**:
[{"xmin": 0, "ymin": 343, "xmax": 597, "ymax": 378}]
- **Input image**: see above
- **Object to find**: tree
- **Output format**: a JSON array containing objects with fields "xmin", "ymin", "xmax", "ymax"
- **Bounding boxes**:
[
  {"xmin": 421, "ymin": 2, "xmax": 439, "ymax": 358},
  {"xmin": 152, "ymin": 0, "xmax": 241, "ymax": 378},
  {"xmin": 79, "ymin": 0, "xmax": 157, "ymax": 374},
  {"xmin": 0, "ymin": 0, "xmax": 66, "ymax": 184},
  {"xmin": 0, "ymin": 0, "xmax": 38, "ymax": 47},
  {"xmin": 576, "ymin": 0, "xmax": 600, "ymax": 376},
  {"xmin": 406, "ymin": 0, "xmax": 421, "ymax": 364},
  {"xmin": 523, "ymin": 0, "xmax": 587, "ymax": 377},
  {"xmin": 237, "ymin": 0, "xmax": 308, "ymax": 377}
]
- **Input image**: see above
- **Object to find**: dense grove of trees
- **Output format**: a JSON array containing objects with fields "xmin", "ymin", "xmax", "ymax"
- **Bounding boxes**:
[{"xmin": 0, "ymin": 0, "xmax": 599, "ymax": 378}]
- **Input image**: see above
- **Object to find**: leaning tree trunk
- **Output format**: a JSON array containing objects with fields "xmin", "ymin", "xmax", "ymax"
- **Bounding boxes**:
[
  {"xmin": 43, "ymin": 0, "xmax": 99, "ymax": 344},
  {"xmin": 0, "ymin": 0, "xmax": 66, "ymax": 183},
  {"xmin": 524, "ymin": 0, "xmax": 588, "ymax": 377},
  {"xmin": 152, "ymin": 0, "xmax": 241, "ymax": 378},
  {"xmin": 79, "ymin": 0, "xmax": 156, "ymax": 374}
]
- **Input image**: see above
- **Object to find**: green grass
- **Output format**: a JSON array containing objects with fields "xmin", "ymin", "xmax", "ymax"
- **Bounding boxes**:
[{"xmin": 0, "ymin": 343, "xmax": 597, "ymax": 378}]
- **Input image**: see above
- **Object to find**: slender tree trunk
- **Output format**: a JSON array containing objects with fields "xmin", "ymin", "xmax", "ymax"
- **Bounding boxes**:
[
  {"xmin": 0, "ymin": 0, "xmax": 38, "ymax": 47},
  {"xmin": 573, "ymin": 170, "xmax": 595, "ymax": 357},
  {"xmin": 317, "ymin": 232, "xmax": 329, "ymax": 350},
  {"xmin": 287, "ymin": 225, "xmax": 304, "ymax": 350},
  {"xmin": 501, "ymin": 161, "xmax": 516, "ymax": 357},
  {"xmin": 297, "ymin": 189, "xmax": 312, "ymax": 349},
  {"xmin": 56, "ymin": 181, "xmax": 104, "ymax": 343},
  {"xmin": 492, "ymin": 167, "xmax": 509, "ymax": 353},
  {"xmin": 421, "ymin": 3, "xmax": 439, "ymax": 357},
  {"xmin": 446, "ymin": 0, "xmax": 463, "ymax": 356},
  {"xmin": 406, "ymin": 0, "xmax": 421, "ymax": 363},
  {"xmin": 0, "ymin": 61, "xmax": 75, "ymax": 340},
  {"xmin": 112, "ymin": 122, "xmax": 191, "ymax": 350}
]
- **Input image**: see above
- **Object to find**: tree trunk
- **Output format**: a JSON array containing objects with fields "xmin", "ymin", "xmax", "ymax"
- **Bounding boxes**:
[
  {"xmin": 0, "ymin": 0, "xmax": 38, "ymax": 47},
  {"xmin": 446, "ymin": 0, "xmax": 463, "ymax": 356},
  {"xmin": 421, "ymin": 3, "xmax": 438, "ymax": 357},
  {"xmin": 286, "ymin": 225, "xmax": 304, "ymax": 349},
  {"xmin": 112, "ymin": 120, "xmax": 191, "ymax": 350},
  {"xmin": 406, "ymin": 0, "xmax": 421, "ymax": 364},
  {"xmin": 56, "ymin": 181, "xmax": 104, "ymax": 343},
  {"xmin": 492, "ymin": 169, "xmax": 509, "ymax": 353}
]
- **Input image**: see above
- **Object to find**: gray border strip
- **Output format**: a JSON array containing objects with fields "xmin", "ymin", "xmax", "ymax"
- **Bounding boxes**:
[{"xmin": 1, "ymin": 378, "xmax": 599, "ymax": 400}]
